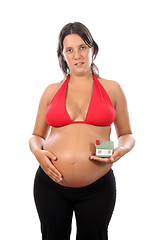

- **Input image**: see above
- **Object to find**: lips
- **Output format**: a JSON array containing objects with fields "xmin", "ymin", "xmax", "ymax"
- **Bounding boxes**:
[{"xmin": 75, "ymin": 62, "xmax": 84, "ymax": 66}]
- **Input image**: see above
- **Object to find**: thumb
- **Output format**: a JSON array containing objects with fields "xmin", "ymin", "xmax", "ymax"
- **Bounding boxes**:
[
  {"xmin": 108, "ymin": 156, "xmax": 115, "ymax": 163},
  {"xmin": 109, "ymin": 148, "xmax": 119, "ymax": 162}
]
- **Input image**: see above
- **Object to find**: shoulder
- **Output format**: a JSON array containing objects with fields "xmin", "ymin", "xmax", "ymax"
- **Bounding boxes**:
[
  {"xmin": 41, "ymin": 80, "xmax": 64, "ymax": 105},
  {"xmin": 98, "ymin": 77, "xmax": 124, "ymax": 107},
  {"xmin": 98, "ymin": 77, "xmax": 121, "ymax": 91}
]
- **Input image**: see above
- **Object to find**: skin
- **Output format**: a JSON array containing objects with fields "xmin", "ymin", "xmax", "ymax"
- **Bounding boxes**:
[{"xmin": 29, "ymin": 34, "xmax": 135, "ymax": 187}]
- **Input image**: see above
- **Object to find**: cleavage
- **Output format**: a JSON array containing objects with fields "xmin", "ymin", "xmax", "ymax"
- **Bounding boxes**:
[{"xmin": 66, "ymin": 84, "xmax": 93, "ymax": 122}]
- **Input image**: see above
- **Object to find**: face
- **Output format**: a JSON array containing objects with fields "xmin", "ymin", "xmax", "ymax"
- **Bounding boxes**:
[{"xmin": 62, "ymin": 34, "xmax": 94, "ymax": 76}]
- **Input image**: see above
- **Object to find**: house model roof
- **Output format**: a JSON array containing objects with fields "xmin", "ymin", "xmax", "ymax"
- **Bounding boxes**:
[{"xmin": 95, "ymin": 140, "xmax": 114, "ymax": 149}]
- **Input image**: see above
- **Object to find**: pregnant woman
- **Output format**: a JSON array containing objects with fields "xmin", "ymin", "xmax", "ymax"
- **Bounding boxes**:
[{"xmin": 29, "ymin": 22, "xmax": 135, "ymax": 240}]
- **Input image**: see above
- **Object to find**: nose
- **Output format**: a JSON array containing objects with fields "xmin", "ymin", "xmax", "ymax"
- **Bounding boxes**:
[{"xmin": 74, "ymin": 49, "xmax": 81, "ymax": 60}]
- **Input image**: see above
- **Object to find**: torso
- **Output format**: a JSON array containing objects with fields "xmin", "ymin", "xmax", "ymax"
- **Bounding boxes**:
[{"xmin": 43, "ymin": 77, "xmax": 116, "ymax": 187}]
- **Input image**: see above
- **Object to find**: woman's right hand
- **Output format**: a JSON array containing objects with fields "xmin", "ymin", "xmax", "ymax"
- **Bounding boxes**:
[{"xmin": 34, "ymin": 149, "xmax": 63, "ymax": 183}]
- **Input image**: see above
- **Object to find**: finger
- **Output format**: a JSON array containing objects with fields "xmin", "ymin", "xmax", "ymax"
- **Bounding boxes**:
[
  {"xmin": 47, "ymin": 166, "xmax": 63, "ymax": 180},
  {"xmin": 107, "ymin": 157, "xmax": 115, "ymax": 163},
  {"xmin": 44, "ymin": 150, "xmax": 58, "ymax": 161},
  {"xmin": 50, "ymin": 164, "xmax": 63, "ymax": 178},
  {"xmin": 110, "ymin": 149, "xmax": 121, "ymax": 161},
  {"xmin": 90, "ymin": 156, "xmax": 110, "ymax": 163},
  {"xmin": 44, "ymin": 158, "xmax": 62, "ymax": 178},
  {"xmin": 41, "ymin": 166, "xmax": 60, "ymax": 182},
  {"xmin": 48, "ymin": 171, "xmax": 63, "ymax": 183},
  {"xmin": 109, "ymin": 153, "xmax": 121, "ymax": 163}
]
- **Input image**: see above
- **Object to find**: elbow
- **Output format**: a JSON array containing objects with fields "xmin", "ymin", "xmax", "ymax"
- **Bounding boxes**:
[
  {"xmin": 28, "ymin": 134, "xmax": 36, "ymax": 150},
  {"xmin": 118, "ymin": 133, "xmax": 136, "ymax": 151}
]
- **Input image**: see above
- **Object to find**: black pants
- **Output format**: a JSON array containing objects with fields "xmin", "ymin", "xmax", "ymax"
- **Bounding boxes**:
[{"xmin": 34, "ymin": 166, "xmax": 116, "ymax": 240}]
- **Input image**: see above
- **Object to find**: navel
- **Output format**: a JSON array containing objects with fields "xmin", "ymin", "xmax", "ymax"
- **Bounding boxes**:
[{"xmin": 71, "ymin": 160, "xmax": 76, "ymax": 164}]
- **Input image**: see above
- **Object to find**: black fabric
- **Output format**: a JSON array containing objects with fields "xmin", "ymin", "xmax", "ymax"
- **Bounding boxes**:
[{"xmin": 34, "ymin": 166, "xmax": 116, "ymax": 240}]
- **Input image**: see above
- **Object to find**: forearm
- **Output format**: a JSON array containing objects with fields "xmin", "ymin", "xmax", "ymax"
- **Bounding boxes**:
[
  {"xmin": 118, "ymin": 134, "xmax": 135, "ymax": 153},
  {"xmin": 29, "ymin": 135, "xmax": 46, "ymax": 155}
]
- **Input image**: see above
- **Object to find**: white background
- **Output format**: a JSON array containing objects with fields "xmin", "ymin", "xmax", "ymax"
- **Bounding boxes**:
[{"xmin": 0, "ymin": 0, "xmax": 160, "ymax": 239}]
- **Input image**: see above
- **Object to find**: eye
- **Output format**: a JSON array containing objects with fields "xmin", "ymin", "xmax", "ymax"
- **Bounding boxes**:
[
  {"xmin": 66, "ymin": 48, "xmax": 72, "ymax": 53},
  {"xmin": 65, "ymin": 48, "xmax": 72, "ymax": 53},
  {"xmin": 80, "ymin": 45, "xmax": 87, "ymax": 50}
]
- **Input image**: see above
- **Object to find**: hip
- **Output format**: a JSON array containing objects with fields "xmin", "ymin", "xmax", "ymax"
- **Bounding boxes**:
[{"xmin": 34, "ymin": 165, "xmax": 116, "ymax": 193}]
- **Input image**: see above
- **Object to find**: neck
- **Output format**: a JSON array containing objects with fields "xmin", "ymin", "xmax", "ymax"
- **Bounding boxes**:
[{"xmin": 69, "ymin": 71, "xmax": 93, "ymax": 85}]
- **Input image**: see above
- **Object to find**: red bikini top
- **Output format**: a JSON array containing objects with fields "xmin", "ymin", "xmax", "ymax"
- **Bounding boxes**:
[{"xmin": 45, "ymin": 73, "xmax": 115, "ymax": 127}]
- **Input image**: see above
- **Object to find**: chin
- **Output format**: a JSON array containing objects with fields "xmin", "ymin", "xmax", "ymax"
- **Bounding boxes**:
[{"xmin": 72, "ymin": 67, "xmax": 92, "ymax": 76}]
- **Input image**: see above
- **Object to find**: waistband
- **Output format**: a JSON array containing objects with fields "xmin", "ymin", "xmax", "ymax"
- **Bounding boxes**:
[{"xmin": 39, "ymin": 166, "xmax": 115, "ymax": 193}]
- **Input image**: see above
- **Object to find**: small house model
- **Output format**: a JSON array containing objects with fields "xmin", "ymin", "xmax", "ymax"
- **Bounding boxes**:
[{"xmin": 95, "ymin": 140, "xmax": 114, "ymax": 158}]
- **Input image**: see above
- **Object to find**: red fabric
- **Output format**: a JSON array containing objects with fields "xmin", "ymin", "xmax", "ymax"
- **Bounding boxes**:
[{"xmin": 45, "ymin": 73, "xmax": 115, "ymax": 127}]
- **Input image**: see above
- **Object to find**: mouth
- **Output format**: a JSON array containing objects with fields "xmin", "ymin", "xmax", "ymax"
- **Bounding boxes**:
[{"xmin": 75, "ymin": 62, "xmax": 84, "ymax": 66}]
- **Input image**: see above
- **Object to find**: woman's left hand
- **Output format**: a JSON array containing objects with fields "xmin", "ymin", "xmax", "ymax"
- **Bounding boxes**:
[{"xmin": 90, "ymin": 147, "xmax": 128, "ymax": 164}]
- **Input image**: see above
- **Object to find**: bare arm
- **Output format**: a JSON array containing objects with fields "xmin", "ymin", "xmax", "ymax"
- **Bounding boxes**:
[
  {"xmin": 29, "ymin": 84, "xmax": 51, "ymax": 156},
  {"xmin": 29, "ymin": 84, "xmax": 63, "ymax": 182},
  {"xmin": 111, "ymin": 82, "xmax": 135, "ymax": 160},
  {"xmin": 90, "ymin": 81, "xmax": 135, "ymax": 163},
  {"xmin": 117, "ymin": 134, "xmax": 135, "ymax": 153}
]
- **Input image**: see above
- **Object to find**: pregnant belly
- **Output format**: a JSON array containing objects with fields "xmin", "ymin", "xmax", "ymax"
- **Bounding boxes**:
[{"xmin": 43, "ymin": 136, "xmax": 112, "ymax": 187}]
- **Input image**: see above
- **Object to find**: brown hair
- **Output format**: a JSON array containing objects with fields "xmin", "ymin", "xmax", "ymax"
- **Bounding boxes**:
[{"xmin": 57, "ymin": 22, "xmax": 99, "ymax": 77}]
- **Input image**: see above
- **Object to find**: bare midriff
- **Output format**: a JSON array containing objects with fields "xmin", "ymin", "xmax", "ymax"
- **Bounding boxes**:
[{"xmin": 43, "ymin": 123, "xmax": 113, "ymax": 187}]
